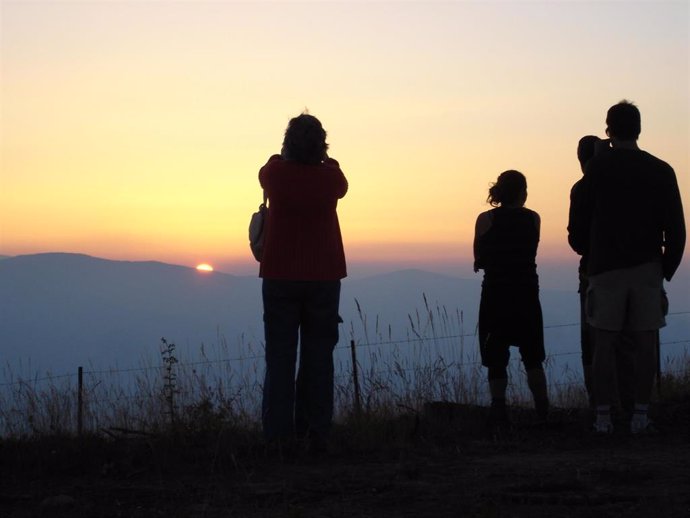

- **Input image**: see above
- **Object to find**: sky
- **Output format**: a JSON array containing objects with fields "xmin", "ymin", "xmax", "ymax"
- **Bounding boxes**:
[{"xmin": 1, "ymin": 0, "xmax": 689, "ymax": 282}]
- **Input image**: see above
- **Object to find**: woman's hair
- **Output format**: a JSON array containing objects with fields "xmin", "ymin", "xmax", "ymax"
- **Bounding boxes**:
[
  {"xmin": 487, "ymin": 170, "xmax": 527, "ymax": 207},
  {"xmin": 282, "ymin": 113, "xmax": 329, "ymax": 164}
]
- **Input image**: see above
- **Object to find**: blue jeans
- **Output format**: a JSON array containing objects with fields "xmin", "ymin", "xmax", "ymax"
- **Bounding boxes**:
[{"xmin": 261, "ymin": 279, "xmax": 341, "ymax": 442}]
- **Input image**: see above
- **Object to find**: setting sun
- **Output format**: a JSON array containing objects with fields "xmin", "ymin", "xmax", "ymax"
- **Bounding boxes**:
[{"xmin": 196, "ymin": 263, "xmax": 214, "ymax": 272}]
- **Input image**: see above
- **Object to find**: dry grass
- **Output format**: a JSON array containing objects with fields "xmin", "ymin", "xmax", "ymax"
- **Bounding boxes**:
[
  {"xmin": 1, "ymin": 306, "xmax": 689, "ymax": 518},
  {"xmin": 0, "ymin": 299, "xmax": 688, "ymax": 439}
]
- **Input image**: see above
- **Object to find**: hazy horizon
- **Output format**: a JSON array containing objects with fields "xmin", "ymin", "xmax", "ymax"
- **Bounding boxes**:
[
  {"xmin": 2, "ymin": 253, "xmax": 688, "ymax": 384},
  {"xmin": 3, "ymin": 250, "xmax": 690, "ymax": 292}
]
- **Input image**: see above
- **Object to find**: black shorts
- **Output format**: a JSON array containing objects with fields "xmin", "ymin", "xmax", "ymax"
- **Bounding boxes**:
[{"xmin": 478, "ymin": 284, "xmax": 545, "ymax": 369}]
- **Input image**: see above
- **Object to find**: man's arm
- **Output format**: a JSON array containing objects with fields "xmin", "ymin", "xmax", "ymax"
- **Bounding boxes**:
[
  {"xmin": 661, "ymin": 170, "xmax": 686, "ymax": 281},
  {"xmin": 567, "ymin": 179, "xmax": 589, "ymax": 256}
]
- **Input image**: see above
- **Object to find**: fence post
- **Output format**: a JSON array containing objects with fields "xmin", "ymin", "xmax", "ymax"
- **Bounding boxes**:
[
  {"xmin": 77, "ymin": 366, "xmax": 83, "ymax": 436},
  {"xmin": 350, "ymin": 340, "xmax": 362, "ymax": 416}
]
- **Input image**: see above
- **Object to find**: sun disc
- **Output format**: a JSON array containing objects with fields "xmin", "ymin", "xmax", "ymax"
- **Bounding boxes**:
[{"xmin": 196, "ymin": 263, "xmax": 214, "ymax": 272}]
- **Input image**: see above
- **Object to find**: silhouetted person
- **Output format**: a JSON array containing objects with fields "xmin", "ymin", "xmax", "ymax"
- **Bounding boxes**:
[
  {"xmin": 571, "ymin": 135, "xmax": 602, "ymax": 407},
  {"xmin": 258, "ymin": 113, "xmax": 348, "ymax": 454},
  {"xmin": 474, "ymin": 170, "xmax": 549, "ymax": 429},
  {"xmin": 569, "ymin": 100, "xmax": 685, "ymax": 434},
  {"xmin": 570, "ymin": 135, "xmax": 636, "ymax": 417}
]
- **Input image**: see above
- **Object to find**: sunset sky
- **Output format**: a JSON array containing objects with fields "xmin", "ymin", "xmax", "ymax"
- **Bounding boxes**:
[{"xmin": 1, "ymin": 1, "xmax": 688, "ymax": 279}]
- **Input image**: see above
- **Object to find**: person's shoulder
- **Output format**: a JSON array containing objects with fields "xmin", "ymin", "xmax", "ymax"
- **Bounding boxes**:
[
  {"xmin": 523, "ymin": 207, "xmax": 540, "ymax": 219},
  {"xmin": 260, "ymin": 154, "xmax": 285, "ymax": 171},
  {"xmin": 318, "ymin": 157, "xmax": 346, "ymax": 177},
  {"xmin": 322, "ymin": 157, "xmax": 340, "ymax": 168},
  {"xmin": 639, "ymin": 150, "xmax": 674, "ymax": 172},
  {"xmin": 570, "ymin": 177, "xmax": 585, "ymax": 196},
  {"xmin": 475, "ymin": 210, "xmax": 493, "ymax": 233},
  {"xmin": 523, "ymin": 208, "xmax": 540, "ymax": 233},
  {"xmin": 476, "ymin": 209, "xmax": 493, "ymax": 220}
]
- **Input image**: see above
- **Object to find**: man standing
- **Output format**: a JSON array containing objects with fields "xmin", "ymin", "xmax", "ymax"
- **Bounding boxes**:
[
  {"xmin": 569, "ymin": 135, "xmax": 602, "ymax": 408},
  {"xmin": 569, "ymin": 101, "xmax": 685, "ymax": 434}
]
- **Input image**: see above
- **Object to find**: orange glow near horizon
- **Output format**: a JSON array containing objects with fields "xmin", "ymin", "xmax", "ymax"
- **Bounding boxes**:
[
  {"xmin": 196, "ymin": 263, "xmax": 214, "ymax": 272},
  {"xmin": 1, "ymin": 2, "xmax": 688, "ymax": 276}
]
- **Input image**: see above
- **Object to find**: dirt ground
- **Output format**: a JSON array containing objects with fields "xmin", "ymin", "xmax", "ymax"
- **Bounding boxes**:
[{"xmin": 1, "ymin": 399, "xmax": 688, "ymax": 518}]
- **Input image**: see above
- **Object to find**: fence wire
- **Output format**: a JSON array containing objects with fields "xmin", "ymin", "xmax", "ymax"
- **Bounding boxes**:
[{"xmin": 1, "ymin": 312, "xmax": 688, "ymax": 389}]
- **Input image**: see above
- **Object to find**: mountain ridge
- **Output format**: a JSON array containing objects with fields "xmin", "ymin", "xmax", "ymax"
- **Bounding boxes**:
[{"xmin": 2, "ymin": 253, "xmax": 687, "ymax": 381}]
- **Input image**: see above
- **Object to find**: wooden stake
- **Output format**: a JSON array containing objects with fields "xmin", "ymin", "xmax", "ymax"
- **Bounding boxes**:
[{"xmin": 350, "ymin": 340, "xmax": 362, "ymax": 416}]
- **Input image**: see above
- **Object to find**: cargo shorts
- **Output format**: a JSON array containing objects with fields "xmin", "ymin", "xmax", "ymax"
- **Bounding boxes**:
[{"xmin": 586, "ymin": 261, "xmax": 666, "ymax": 332}]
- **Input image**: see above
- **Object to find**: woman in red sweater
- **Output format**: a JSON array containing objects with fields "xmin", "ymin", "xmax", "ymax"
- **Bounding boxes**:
[{"xmin": 258, "ymin": 113, "xmax": 348, "ymax": 453}]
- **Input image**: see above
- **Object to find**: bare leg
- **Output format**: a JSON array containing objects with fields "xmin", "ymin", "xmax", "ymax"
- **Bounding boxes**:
[
  {"xmin": 631, "ymin": 330, "xmax": 657, "ymax": 405},
  {"xmin": 626, "ymin": 330, "xmax": 657, "ymax": 433},
  {"xmin": 526, "ymin": 367, "xmax": 549, "ymax": 419},
  {"xmin": 489, "ymin": 377, "xmax": 508, "ymax": 402},
  {"xmin": 487, "ymin": 368, "xmax": 509, "ymax": 428},
  {"xmin": 593, "ymin": 329, "xmax": 619, "ymax": 407},
  {"xmin": 615, "ymin": 332, "xmax": 636, "ymax": 417}
]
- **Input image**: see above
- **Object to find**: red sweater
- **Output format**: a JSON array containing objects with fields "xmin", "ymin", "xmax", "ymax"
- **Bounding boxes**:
[{"xmin": 258, "ymin": 155, "xmax": 348, "ymax": 280}]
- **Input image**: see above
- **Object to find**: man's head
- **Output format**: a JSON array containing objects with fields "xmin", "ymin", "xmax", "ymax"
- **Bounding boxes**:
[
  {"xmin": 577, "ymin": 135, "xmax": 601, "ymax": 172},
  {"xmin": 606, "ymin": 100, "xmax": 641, "ymax": 141},
  {"xmin": 281, "ymin": 113, "xmax": 328, "ymax": 164}
]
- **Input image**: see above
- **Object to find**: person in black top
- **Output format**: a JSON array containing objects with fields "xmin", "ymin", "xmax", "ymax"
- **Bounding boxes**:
[
  {"xmin": 474, "ymin": 170, "xmax": 549, "ymax": 428},
  {"xmin": 569, "ymin": 101, "xmax": 686, "ymax": 434},
  {"xmin": 570, "ymin": 135, "xmax": 601, "ymax": 407}
]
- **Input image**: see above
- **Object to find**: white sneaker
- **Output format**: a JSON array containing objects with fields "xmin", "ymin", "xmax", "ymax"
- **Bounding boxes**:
[
  {"xmin": 631, "ymin": 415, "xmax": 657, "ymax": 435},
  {"xmin": 593, "ymin": 419, "xmax": 613, "ymax": 434}
]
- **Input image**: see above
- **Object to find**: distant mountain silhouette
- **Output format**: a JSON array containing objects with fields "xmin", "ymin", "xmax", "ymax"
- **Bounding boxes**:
[
  {"xmin": 0, "ymin": 253, "xmax": 262, "ymax": 375},
  {"xmin": 1, "ymin": 253, "xmax": 687, "ymax": 380}
]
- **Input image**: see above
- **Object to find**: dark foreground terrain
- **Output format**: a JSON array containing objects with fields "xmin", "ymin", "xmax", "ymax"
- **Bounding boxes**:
[{"xmin": 1, "ymin": 399, "xmax": 688, "ymax": 518}]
